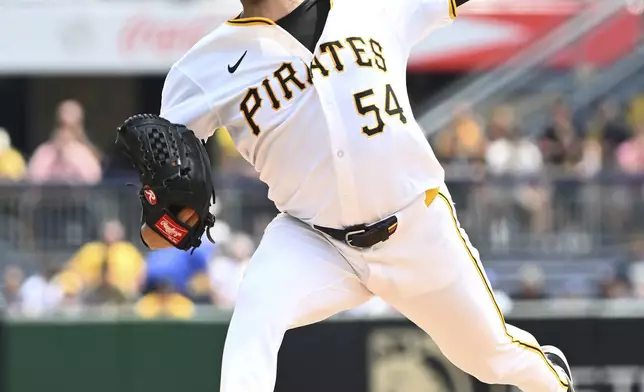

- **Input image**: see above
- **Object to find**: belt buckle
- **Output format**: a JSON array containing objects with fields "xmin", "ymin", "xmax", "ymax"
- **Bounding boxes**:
[{"xmin": 345, "ymin": 229, "xmax": 366, "ymax": 248}]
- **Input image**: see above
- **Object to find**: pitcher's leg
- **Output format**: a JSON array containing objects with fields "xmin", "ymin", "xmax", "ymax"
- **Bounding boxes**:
[
  {"xmin": 378, "ymin": 193, "xmax": 571, "ymax": 392},
  {"xmin": 220, "ymin": 215, "xmax": 371, "ymax": 392}
]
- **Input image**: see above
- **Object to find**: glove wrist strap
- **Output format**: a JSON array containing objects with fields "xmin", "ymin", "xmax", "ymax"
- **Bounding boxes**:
[{"xmin": 149, "ymin": 212, "xmax": 194, "ymax": 250}]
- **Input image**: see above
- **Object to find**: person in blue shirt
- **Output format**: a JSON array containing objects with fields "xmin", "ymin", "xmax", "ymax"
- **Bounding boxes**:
[{"xmin": 144, "ymin": 241, "xmax": 217, "ymax": 303}]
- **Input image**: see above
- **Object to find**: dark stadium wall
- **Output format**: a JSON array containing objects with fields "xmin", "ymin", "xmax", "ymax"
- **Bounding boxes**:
[
  {"xmin": 0, "ymin": 78, "xmax": 28, "ymax": 153},
  {"xmin": 5, "ymin": 316, "xmax": 644, "ymax": 392},
  {"xmin": 137, "ymin": 76, "xmax": 165, "ymax": 115}
]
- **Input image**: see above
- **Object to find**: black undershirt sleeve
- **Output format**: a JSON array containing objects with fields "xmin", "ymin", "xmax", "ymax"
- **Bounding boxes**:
[
  {"xmin": 455, "ymin": 0, "xmax": 471, "ymax": 6},
  {"xmin": 277, "ymin": 0, "xmax": 330, "ymax": 53}
]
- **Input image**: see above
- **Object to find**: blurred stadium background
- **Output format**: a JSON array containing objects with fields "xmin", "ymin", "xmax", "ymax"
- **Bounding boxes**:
[{"xmin": 2, "ymin": 0, "xmax": 644, "ymax": 391}]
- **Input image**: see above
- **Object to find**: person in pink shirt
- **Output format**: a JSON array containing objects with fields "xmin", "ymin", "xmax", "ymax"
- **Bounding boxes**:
[
  {"xmin": 617, "ymin": 122, "xmax": 644, "ymax": 174},
  {"xmin": 27, "ymin": 100, "xmax": 102, "ymax": 185}
]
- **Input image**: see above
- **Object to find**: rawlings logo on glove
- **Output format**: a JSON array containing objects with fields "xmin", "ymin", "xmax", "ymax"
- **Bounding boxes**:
[
  {"xmin": 155, "ymin": 214, "xmax": 189, "ymax": 245},
  {"xmin": 144, "ymin": 188, "xmax": 157, "ymax": 205}
]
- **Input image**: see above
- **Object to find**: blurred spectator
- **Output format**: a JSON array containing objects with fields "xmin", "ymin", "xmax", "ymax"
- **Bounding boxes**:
[
  {"xmin": 627, "ymin": 236, "xmax": 644, "ymax": 298},
  {"xmin": 434, "ymin": 103, "xmax": 487, "ymax": 166},
  {"xmin": 486, "ymin": 106, "xmax": 543, "ymax": 177},
  {"xmin": 560, "ymin": 276, "xmax": 593, "ymax": 299},
  {"xmin": 2, "ymin": 265, "xmax": 24, "ymax": 314},
  {"xmin": 628, "ymin": 94, "xmax": 644, "ymax": 132},
  {"xmin": 433, "ymin": 103, "xmax": 487, "ymax": 218},
  {"xmin": 68, "ymin": 220, "xmax": 145, "ymax": 298},
  {"xmin": 540, "ymin": 100, "xmax": 598, "ymax": 233},
  {"xmin": 630, "ymin": 263, "xmax": 644, "ymax": 298},
  {"xmin": 485, "ymin": 106, "xmax": 551, "ymax": 234},
  {"xmin": 19, "ymin": 266, "xmax": 66, "ymax": 316},
  {"xmin": 52, "ymin": 269, "xmax": 84, "ymax": 312},
  {"xmin": 616, "ymin": 118, "xmax": 644, "ymax": 174},
  {"xmin": 145, "ymin": 236, "xmax": 216, "ymax": 303},
  {"xmin": 27, "ymin": 100, "xmax": 102, "ymax": 185},
  {"xmin": 0, "ymin": 127, "xmax": 26, "ymax": 182},
  {"xmin": 82, "ymin": 259, "xmax": 127, "ymax": 306},
  {"xmin": 588, "ymin": 100, "xmax": 630, "ymax": 169},
  {"xmin": 540, "ymin": 100, "xmax": 583, "ymax": 170},
  {"xmin": 55, "ymin": 100, "xmax": 102, "ymax": 159},
  {"xmin": 576, "ymin": 135, "xmax": 602, "ymax": 179},
  {"xmin": 135, "ymin": 279, "xmax": 195, "ymax": 320},
  {"xmin": 513, "ymin": 264, "xmax": 547, "ymax": 300},
  {"xmin": 598, "ymin": 267, "xmax": 631, "ymax": 299},
  {"xmin": 208, "ymin": 232, "xmax": 254, "ymax": 309}
]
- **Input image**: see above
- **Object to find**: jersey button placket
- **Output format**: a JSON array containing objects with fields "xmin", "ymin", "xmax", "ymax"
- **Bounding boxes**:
[
  {"xmin": 314, "ymin": 65, "xmax": 361, "ymax": 225},
  {"xmin": 333, "ymin": 133, "xmax": 359, "ymax": 220}
]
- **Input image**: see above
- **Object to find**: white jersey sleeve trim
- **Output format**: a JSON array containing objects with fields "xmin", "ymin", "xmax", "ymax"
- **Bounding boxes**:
[{"xmin": 388, "ymin": 0, "xmax": 456, "ymax": 51}]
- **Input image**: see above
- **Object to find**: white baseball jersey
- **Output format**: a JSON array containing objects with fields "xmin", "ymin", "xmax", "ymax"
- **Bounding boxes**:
[{"xmin": 160, "ymin": 0, "xmax": 456, "ymax": 229}]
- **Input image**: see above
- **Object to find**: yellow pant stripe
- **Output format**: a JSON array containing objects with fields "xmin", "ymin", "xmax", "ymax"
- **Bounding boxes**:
[{"xmin": 437, "ymin": 193, "xmax": 569, "ymax": 389}]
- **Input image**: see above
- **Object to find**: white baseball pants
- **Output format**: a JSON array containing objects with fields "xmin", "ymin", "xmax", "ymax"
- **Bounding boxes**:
[{"xmin": 220, "ymin": 185, "xmax": 571, "ymax": 392}]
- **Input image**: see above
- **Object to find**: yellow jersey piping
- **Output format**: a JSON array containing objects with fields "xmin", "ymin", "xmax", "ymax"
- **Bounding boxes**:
[{"xmin": 449, "ymin": 0, "xmax": 457, "ymax": 19}]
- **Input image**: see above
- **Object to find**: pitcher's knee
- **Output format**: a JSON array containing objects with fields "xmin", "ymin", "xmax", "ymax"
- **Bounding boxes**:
[
  {"xmin": 466, "ymin": 360, "xmax": 510, "ymax": 385},
  {"xmin": 443, "ymin": 346, "xmax": 511, "ymax": 385},
  {"xmin": 228, "ymin": 286, "xmax": 300, "ymax": 342}
]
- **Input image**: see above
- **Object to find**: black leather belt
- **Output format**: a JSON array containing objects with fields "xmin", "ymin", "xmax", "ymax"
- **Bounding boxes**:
[{"xmin": 314, "ymin": 215, "xmax": 399, "ymax": 249}]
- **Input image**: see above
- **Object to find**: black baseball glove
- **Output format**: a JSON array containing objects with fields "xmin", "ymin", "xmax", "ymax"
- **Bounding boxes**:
[{"xmin": 116, "ymin": 114, "xmax": 216, "ymax": 251}]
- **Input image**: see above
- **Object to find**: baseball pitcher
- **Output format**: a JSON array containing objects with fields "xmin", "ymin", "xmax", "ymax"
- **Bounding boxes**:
[{"xmin": 116, "ymin": 0, "xmax": 576, "ymax": 391}]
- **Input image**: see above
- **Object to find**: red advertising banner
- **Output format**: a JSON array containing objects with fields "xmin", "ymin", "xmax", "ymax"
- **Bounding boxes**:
[{"xmin": 409, "ymin": 4, "xmax": 642, "ymax": 71}]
